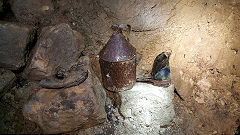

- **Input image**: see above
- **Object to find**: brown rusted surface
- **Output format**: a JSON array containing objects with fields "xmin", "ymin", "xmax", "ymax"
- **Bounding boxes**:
[
  {"xmin": 99, "ymin": 58, "xmax": 136, "ymax": 92},
  {"xmin": 136, "ymin": 77, "xmax": 171, "ymax": 88},
  {"xmin": 99, "ymin": 33, "xmax": 136, "ymax": 62},
  {"xmin": 99, "ymin": 31, "xmax": 136, "ymax": 92}
]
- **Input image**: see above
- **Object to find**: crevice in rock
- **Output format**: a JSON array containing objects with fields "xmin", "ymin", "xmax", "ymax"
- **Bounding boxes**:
[
  {"xmin": 235, "ymin": 124, "xmax": 240, "ymax": 135},
  {"xmin": 0, "ymin": 0, "xmax": 15, "ymax": 21}
]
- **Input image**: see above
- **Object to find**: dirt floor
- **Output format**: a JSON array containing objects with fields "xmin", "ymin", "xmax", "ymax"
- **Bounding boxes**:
[{"xmin": 1, "ymin": 84, "xmax": 238, "ymax": 134}]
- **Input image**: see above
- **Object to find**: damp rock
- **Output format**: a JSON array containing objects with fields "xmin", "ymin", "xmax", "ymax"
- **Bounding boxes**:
[
  {"xmin": 0, "ymin": 22, "xmax": 34, "ymax": 70},
  {"xmin": 119, "ymin": 83, "xmax": 175, "ymax": 134},
  {"xmin": 24, "ymin": 23, "xmax": 85, "ymax": 80},
  {"xmin": 23, "ymin": 61, "xmax": 106, "ymax": 134},
  {"xmin": 0, "ymin": 68, "xmax": 16, "ymax": 97},
  {"xmin": 11, "ymin": 0, "xmax": 54, "ymax": 24}
]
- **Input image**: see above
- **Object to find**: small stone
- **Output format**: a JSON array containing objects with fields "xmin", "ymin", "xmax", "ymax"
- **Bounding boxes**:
[
  {"xmin": 220, "ymin": 100, "xmax": 225, "ymax": 106},
  {"xmin": 0, "ymin": 68, "xmax": 16, "ymax": 97},
  {"xmin": 125, "ymin": 109, "xmax": 132, "ymax": 118},
  {"xmin": 0, "ymin": 22, "xmax": 34, "ymax": 70},
  {"xmin": 107, "ymin": 114, "xmax": 113, "ymax": 122},
  {"xmin": 41, "ymin": 6, "xmax": 50, "ymax": 11}
]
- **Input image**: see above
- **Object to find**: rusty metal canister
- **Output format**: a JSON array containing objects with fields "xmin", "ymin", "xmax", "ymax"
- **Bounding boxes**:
[{"xmin": 99, "ymin": 31, "xmax": 136, "ymax": 92}]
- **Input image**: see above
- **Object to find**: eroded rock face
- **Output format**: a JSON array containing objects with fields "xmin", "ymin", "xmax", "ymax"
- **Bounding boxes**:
[
  {"xmin": 11, "ymin": 0, "xmax": 54, "ymax": 23},
  {"xmin": 99, "ymin": 0, "xmax": 177, "ymax": 31},
  {"xmin": 23, "ymin": 58, "xmax": 106, "ymax": 134},
  {"xmin": 24, "ymin": 23, "xmax": 85, "ymax": 80},
  {"xmin": 0, "ymin": 22, "xmax": 34, "ymax": 70},
  {"xmin": 0, "ymin": 69, "xmax": 16, "ymax": 97},
  {"xmin": 168, "ymin": 0, "xmax": 240, "ymax": 99}
]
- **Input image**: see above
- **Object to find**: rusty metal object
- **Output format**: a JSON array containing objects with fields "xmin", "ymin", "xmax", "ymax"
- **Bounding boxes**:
[
  {"xmin": 136, "ymin": 77, "xmax": 171, "ymax": 88},
  {"xmin": 40, "ymin": 56, "xmax": 89, "ymax": 89},
  {"xmin": 99, "ymin": 31, "xmax": 136, "ymax": 92}
]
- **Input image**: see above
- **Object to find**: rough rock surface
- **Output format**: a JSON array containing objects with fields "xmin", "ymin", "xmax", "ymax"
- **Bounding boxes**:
[
  {"xmin": 0, "ymin": 82, "xmax": 42, "ymax": 134},
  {"xmin": 126, "ymin": 0, "xmax": 240, "ymax": 134},
  {"xmin": 99, "ymin": 0, "xmax": 178, "ymax": 31},
  {"xmin": 39, "ymin": 56, "xmax": 89, "ymax": 89},
  {"xmin": 24, "ymin": 23, "xmax": 85, "ymax": 80},
  {"xmin": 11, "ymin": 0, "xmax": 54, "ymax": 24},
  {"xmin": 88, "ymin": 0, "xmax": 240, "ymax": 133},
  {"xmin": 129, "ymin": 0, "xmax": 240, "ymax": 98},
  {"xmin": 67, "ymin": 83, "xmax": 175, "ymax": 135},
  {"xmin": 0, "ymin": 22, "xmax": 34, "ymax": 70},
  {"xmin": 0, "ymin": 69, "xmax": 16, "ymax": 97},
  {"xmin": 23, "ymin": 57, "xmax": 106, "ymax": 134},
  {"xmin": 118, "ymin": 83, "xmax": 175, "ymax": 135}
]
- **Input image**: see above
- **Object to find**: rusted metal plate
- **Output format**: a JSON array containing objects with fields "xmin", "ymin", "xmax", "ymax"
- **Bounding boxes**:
[
  {"xmin": 99, "ymin": 33, "xmax": 136, "ymax": 62},
  {"xmin": 136, "ymin": 77, "xmax": 171, "ymax": 88},
  {"xmin": 99, "ymin": 58, "xmax": 136, "ymax": 92}
]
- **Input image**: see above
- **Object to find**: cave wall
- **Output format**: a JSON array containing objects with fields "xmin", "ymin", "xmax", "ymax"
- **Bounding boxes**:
[
  {"xmin": 94, "ymin": 0, "xmax": 240, "ymax": 133},
  {"xmin": 104, "ymin": 0, "xmax": 240, "ymax": 100},
  {"xmin": 0, "ymin": 0, "xmax": 239, "ymax": 134},
  {"xmin": 78, "ymin": 0, "xmax": 240, "ymax": 100}
]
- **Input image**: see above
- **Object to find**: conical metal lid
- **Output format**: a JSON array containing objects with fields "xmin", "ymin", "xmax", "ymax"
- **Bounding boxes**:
[{"xmin": 99, "ymin": 33, "xmax": 136, "ymax": 62}]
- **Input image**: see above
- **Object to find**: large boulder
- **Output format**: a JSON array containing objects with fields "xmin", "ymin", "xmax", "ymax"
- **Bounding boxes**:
[
  {"xmin": 11, "ymin": 0, "xmax": 54, "ymax": 24},
  {"xmin": 0, "ymin": 22, "xmax": 34, "ymax": 70},
  {"xmin": 0, "ymin": 68, "xmax": 16, "ymax": 97},
  {"xmin": 24, "ymin": 23, "xmax": 85, "ymax": 80},
  {"xmin": 23, "ymin": 56, "xmax": 106, "ymax": 134},
  {"xmin": 118, "ymin": 83, "xmax": 175, "ymax": 134}
]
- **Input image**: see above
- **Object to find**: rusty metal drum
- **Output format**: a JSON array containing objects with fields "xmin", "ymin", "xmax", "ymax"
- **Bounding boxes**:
[{"xmin": 99, "ymin": 32, "xmax": 136, "ymax": 92}]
